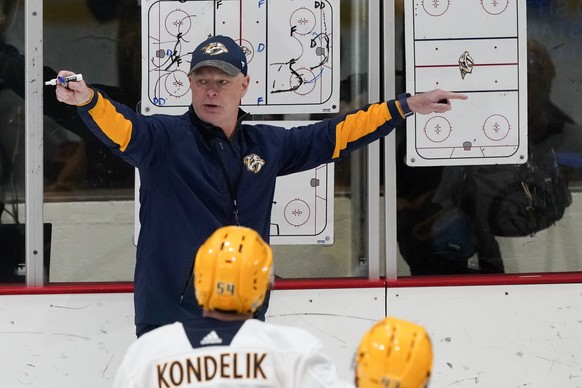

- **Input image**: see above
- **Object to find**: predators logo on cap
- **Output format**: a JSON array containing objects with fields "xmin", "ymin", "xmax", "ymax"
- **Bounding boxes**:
[
  {"xmin": 189, "ymin": 35, "xmax": 248, "ymax": 76},
  {"xmin": 202, "ymin": 42, "xmax": 229, "ymax": 56}
]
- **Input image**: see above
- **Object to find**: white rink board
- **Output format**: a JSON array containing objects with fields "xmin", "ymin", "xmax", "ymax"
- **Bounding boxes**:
[
  {"xmin": 2, "ymin": 284, "xmax": 582, "ymax": 387},
  {"xmin": 404, "ymin": 0, "xmax": 528, "ymax": 166},
  {"xmin": 141, "ymin": 0, "xmax": 340, "ymax": 115},
  {"xmin": 387, "ymin": 283, "xmax": 582, "ymax": 387}
]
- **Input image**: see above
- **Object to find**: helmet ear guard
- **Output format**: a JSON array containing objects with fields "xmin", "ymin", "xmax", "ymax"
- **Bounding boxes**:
[
  {"xmin": 194, "ymin": 226, "xmax": 273, "ymax": 314},
  {"xmin": 355, "ymin": 317, "xmax": 433, "ymax": 388}
]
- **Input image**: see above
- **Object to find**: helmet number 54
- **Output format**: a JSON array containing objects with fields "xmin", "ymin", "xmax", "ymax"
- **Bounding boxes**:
[{"xmin": 217, "ymin": 282, "xmax": 236, "ymax": 296}]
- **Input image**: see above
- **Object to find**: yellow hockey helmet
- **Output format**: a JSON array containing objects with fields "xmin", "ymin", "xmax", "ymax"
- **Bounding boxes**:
[
  {"xmin": 355, "ymin": 317, "xmax": 433, "ymax": 388},
  {"xmin": 194, "ymin": 226, "xmax": 273, "ymax": 314}
]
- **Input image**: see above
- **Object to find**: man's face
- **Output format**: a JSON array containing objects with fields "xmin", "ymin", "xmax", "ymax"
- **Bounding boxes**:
[{"xmin": 190, "ymin": 67, "xmax": 250, "ymax": 132}]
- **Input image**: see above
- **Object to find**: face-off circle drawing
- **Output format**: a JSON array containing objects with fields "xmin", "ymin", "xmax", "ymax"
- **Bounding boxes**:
[
  {"xmin": 284, "ymin": 199, "xmax": 311, "ymax": 227},
  {"xmin": 421, "ymin": 0, "xmax": 450, "ymax": 17},
  {"xmin": 423, "ymin": 116, "xmax": 453, "ymax": 143},
  {"xmin": 482, "ymin": 114, "xmax": 511, "ymax": 141},
  {"xmin": 481, "ymin": 0, "xmax": 509, "ymax": 15}
]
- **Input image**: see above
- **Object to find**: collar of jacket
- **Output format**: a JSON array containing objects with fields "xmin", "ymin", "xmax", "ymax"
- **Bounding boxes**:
[{"xmin": 188, "ymin": 105, "xmax": 249, "ymax": 141}]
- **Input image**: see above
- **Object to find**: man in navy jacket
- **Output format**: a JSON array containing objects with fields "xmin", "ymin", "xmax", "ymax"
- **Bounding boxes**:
[{"xmin": 53, "ymin": 35, "xmax": 467, "ymax": 336}]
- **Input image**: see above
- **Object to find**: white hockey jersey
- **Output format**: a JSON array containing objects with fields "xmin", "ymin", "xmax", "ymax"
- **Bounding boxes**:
[{"xmin": 113, "ymin": 320, "xmax": 354, "ymax": 388}]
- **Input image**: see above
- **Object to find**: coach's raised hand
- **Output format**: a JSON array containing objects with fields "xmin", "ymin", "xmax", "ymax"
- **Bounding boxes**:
[{"xmin": 53, "ymin": 70, "xmax": 93, "ymax": 106}]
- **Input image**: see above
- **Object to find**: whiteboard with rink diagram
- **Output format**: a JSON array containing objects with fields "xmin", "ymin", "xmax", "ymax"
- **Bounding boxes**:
[
  {"xmin": 404, "ymin": 0, "xmax": 528, "ymax": 166},
  {"xmin": 141, "ymin": 0, "xmax": 340, "ymax": 115},
  {"xmin": 138, "ymin": 0, "xmax": 338, "ymax": 245}
]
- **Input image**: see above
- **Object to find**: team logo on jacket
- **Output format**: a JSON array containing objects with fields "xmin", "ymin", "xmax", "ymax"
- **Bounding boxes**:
[{"xmin": 243, "ymin": 154, "xmax": 265, "ymax": 174}]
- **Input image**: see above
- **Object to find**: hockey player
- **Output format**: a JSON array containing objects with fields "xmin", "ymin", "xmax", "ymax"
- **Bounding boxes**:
[
  {"xmin": 354, "ymin": 317, "xmax": 433, "ymax": 388},
  {"xmin": 113, "ymin": 225, "xmax": 353, "ymax": 387}
]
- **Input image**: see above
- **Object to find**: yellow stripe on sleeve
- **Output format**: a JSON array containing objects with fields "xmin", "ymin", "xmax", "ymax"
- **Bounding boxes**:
[
  {"xmin": 332, "ymin": 103, "xmax": 391, "ymax": 159},
  {"xmin": 88, "ymin": 92, "xmax": 133, "ymax": 152},
  {"xmin": 395, "ymin": 100, "xmax": 406, "ymax": 118}
]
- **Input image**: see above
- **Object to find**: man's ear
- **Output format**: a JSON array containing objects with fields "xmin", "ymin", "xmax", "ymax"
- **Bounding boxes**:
[{"xmin": 241, "ymin": 75, "xmax": 251, "ymax": 98}]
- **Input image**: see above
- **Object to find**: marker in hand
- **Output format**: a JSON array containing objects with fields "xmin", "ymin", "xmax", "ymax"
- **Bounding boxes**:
[{"xmin": 45, "ymin": 73, "xmax": 83, "ymax": 87}]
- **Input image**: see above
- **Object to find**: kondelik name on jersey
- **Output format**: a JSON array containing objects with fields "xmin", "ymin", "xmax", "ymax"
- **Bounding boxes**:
[{"xmin": 156, "ymin": 351, "xmax": 269, "ymax": 387}]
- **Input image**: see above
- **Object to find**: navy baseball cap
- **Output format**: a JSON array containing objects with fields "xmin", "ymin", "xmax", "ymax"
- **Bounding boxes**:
[{"xmin": 189, "ymin": 35, "xmax": 247, "ymax": 76}]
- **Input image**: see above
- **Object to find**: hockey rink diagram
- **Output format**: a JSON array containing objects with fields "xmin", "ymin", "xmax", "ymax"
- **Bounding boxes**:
[
  {"xmin": 141, "ymin": 0, "xmax": 339, "ymax": 115},
  {"xmin": 269, "ymin": 162, "xmax": 334, "ymax": 245},
  {"xmin": 405, "ymin": 0, "xmax": 528, "ymax": 166}
]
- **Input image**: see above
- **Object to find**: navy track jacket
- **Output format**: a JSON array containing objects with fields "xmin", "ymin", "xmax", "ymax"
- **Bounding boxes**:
[{"xmin": 77, "ymin": 89, "xmax": 407, "ymax": 333}]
